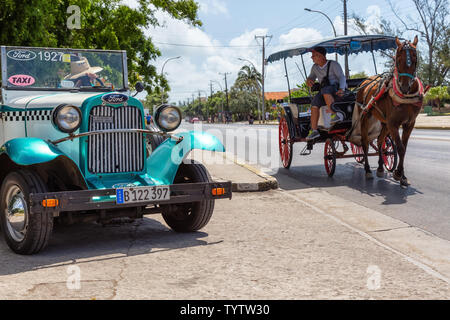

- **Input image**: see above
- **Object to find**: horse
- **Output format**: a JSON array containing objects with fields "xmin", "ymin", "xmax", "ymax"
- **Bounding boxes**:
[{"xmin": 356, "ymin": 36, "xmax": 426, "ymax": 187}]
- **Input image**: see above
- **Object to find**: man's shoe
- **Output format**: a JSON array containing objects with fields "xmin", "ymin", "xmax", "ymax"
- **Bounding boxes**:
[
  {"xmin": 306, "ymin": 129, "xmax": 320, "ymax": 141},
  {"xmin": 330, "ymin": 113, "xmax": 341, "ymax": 125}
]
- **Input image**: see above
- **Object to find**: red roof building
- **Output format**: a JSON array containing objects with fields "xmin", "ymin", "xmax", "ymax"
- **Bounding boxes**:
[{"xmin": 264, "ymin": 91, "xmax": 289, "ymax": 101}]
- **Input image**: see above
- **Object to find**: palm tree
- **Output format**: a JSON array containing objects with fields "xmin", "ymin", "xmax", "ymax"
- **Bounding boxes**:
[
  {"xmin": 230, "ymin": 65, "xmax": 263, "ymax": 119},
  {"xmin": 235, "ymin": 65, "xmax": 262, "ymax": 93}
]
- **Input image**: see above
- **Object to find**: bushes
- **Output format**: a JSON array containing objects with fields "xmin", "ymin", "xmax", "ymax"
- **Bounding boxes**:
[{"xmin": 424, "ymin": 86, "xmax": 450, "ymax": 111}]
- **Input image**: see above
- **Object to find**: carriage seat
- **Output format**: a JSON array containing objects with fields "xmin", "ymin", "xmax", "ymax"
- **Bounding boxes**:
[{"xmin": 330, "ymin": 90, "xmax": 356, "ymax": 122}]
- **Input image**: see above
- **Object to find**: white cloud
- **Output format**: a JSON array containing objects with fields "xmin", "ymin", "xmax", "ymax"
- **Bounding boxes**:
[
  {"xmin": 197, "ymin": 0, "xmax": 229, "ymax": 16},
  {"xmin": 139, "ymin": 4, "xmax": 393, "ymax": 103},
  {"xmin": 278, "ymin": 28, "xmax": 323, "ymax": 46},
  {"xmin": 121, "ymin": 0, "xmax": 139, "ymax": 9}
]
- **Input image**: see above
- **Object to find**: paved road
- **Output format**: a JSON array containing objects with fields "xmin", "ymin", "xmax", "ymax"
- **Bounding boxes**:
[{"xmin": 181, "ymin": 122, "xmax": 450, "ymax": 241}]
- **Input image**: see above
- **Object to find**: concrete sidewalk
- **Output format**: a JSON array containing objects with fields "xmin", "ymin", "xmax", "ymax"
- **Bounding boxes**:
[
  {"xmin": 415, "ymin": 114, "xmax": 450, "ymax": 129},
  {"xmin": 192, "ymin": 151, "xmax": 450, "ymax": 298},
  {"xmin": 1, "ymin": 187, "xmax": 448, "ymax": 299}
]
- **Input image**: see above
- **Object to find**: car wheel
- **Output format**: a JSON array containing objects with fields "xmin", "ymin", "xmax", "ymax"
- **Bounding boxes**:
[
  {"xmin": 0, "ymin": 170, "xmax": 53, "ymax": 254},
  {"xmin": 161, "ymin": 162, "xmax": 214, "ymax": 232}
]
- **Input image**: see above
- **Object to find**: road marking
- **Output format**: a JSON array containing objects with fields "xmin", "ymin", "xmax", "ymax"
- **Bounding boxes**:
[{"xmin": 281, "ymin": 190, "xmax": 450, "ymax": 285}]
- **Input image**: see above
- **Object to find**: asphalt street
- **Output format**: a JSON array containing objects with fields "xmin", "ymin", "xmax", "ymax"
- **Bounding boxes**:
[{"xmin": 181, "ymin": 122, "xmax": 450, "ymax": 241}]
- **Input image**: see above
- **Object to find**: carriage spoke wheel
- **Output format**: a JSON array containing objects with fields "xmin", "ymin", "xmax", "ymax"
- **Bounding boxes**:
[
  {"xmin": 350, "ymin": 143, "xmax": 364, "ymax": 163},
  {"xmin": 324, "ymin": 138, "xmax": 336, "ymax": 177},
  {"xmin": 279, "ymin": 117, "xmax": 293, "ymax": 169},
  {"xmin": 382, "ymin": 135, "xmax": 398, "ymax": 172}
]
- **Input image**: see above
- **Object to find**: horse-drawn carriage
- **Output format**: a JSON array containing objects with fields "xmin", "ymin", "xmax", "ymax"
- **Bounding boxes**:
[{"xmin": 267, "ymin": 35, "xmax": 402, "ymax": 178}]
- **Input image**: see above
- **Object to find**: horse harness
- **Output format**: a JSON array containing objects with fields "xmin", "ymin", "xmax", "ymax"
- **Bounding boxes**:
[{"xmin": 356, "ymin": 42, "xmax": 428, "ymax": 122}]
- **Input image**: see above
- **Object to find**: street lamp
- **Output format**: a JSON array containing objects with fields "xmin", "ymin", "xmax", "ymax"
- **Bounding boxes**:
[
  {"xmin": 160, "ymin": 56, "xmax": 181, "ymax": 103},
  {"xmin": 304, "ymin": 8, "xmax": 338, "ymax": 63},
  {"xmin": 238, "ymin": 58, "xmax": 262, "ymax": 123}
]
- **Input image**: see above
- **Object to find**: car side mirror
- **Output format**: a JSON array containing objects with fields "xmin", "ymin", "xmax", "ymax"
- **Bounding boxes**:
[
  {"xmin": 132, "ymin": 82, "xmax": 145, "ymax": 97},
  {"xmin": 135, "ymin": 82, "xmax": 144, "ymax": 92}
]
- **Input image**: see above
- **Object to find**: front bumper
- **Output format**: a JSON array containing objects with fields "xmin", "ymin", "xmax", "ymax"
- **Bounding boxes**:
[{"xmin": 29, "ymin": 181, "xmax": 232, "ymax": 214}]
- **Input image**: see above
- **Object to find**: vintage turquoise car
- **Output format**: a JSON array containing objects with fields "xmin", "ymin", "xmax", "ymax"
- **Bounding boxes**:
[{"xmin": 0, "ymin": 46, "xmax": 231, "ymax": 254}]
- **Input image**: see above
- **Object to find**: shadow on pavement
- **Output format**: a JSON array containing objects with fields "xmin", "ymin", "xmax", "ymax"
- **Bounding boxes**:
[
  {"xmin": 0, "ymin": 217, "xmax": 216, "ymax": 276},
  {"xmin": 272, "ymin": 162, "xmax": 423, "ymax": 205}
]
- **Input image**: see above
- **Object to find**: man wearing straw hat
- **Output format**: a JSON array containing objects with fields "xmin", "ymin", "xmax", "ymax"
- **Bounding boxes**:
[{"xmin": 65, "ymin": 57, "xmax": 104, "ymax": 87}]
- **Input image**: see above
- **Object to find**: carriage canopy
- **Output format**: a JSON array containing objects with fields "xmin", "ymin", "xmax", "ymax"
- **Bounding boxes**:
[{"xmin": 267, "ymin": 35, "xmax": 399, "ymax": 63}]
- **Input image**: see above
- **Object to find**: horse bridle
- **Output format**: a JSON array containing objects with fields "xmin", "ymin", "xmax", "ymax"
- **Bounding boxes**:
[{"xmin": 395, "ymin": 41, "xmax": 417, "ymax": 93}]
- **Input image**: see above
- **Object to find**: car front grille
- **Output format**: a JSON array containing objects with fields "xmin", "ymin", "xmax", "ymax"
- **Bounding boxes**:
[{"xmin": 88, "ymin": 105, "xmax": 144, "ymax": 173}]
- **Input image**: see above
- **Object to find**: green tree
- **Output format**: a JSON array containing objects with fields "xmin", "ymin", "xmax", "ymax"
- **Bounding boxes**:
[
  {"xmin": 227, "ymin": 65, "xmax": 262, "ymax": 120},
  {"xmin": 141, "ymin": 91, "xmax": 169, "ymax": 114},
  {"xmin": 0, "ymin": 0, "xmax": 201, "ymax": 94},
  {"xmin": 424, "ymin": 86, "xmax": 450, "ymax": 112},
  {"xmin": 353, "ymin": 0, "xmax": 450, "ymax": 86},
  {"xmin": 350, "ymin": 71, "xmax": 368, "ymax": 79},
  {"xmin": 235, "ymin": 65, "xmax": 262, "ymax": 92},
  {"xmin": 290, "ymin": 82, "xmax": 310, "ymax": 99}
]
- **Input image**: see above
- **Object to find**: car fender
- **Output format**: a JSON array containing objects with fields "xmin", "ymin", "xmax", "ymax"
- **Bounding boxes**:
[
  {"xmin": 146, "ymin": 131, "xmax": 224, "ymax": 185},
  {"xmin": 0, "ymin": 137, "xmax": 69, "ymax": 165},
  {"xmin": 0, "ymin": 137, "xmax": 87, "ymax": 189}
]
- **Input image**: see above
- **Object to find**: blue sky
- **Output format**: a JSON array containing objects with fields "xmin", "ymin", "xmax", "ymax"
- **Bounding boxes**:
[{"xmin": 130, "ymin": 0, "xmax": 425, "ymax": 103}]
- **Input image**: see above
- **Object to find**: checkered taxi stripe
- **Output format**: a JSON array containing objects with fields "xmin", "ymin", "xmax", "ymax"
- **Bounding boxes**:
[{"xmin": 1, "ymin": 110, "xmax": 52, "ymax": 122}]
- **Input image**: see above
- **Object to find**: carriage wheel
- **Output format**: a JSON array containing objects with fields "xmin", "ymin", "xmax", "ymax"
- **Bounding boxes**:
[
  {"xmin": 279, "ymin": 117, "xmax": 293, "ymax": 169},
  {"xmin": 350, "ymin": 143, "xmax": 364, "ymax": 163},
  {"xmin": 382, "ymin": 135, "xmax": 398, "ymax": 172},
  {"xmin": 324, "ymin": 138, "xmax": 336, "ymax": 177}
]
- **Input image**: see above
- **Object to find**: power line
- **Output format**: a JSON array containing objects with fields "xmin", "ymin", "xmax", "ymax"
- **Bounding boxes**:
[{"xmin": 152, "ymin": 41, "xmax": 260, "ymax": 48}]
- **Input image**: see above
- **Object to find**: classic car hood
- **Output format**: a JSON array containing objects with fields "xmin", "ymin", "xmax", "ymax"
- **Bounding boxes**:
[{"xmin": 6, "ymin": 92, "xmax": 103, "ymax": 109}]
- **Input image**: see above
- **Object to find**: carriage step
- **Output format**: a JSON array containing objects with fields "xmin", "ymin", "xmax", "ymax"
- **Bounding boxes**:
[
  {"xmin": 300, "ymin": 143, "xmax": 313, "ymax": 156},
  {"xmin": 300, "ymin": 150, "xmax": 311, "ymax": 156}
]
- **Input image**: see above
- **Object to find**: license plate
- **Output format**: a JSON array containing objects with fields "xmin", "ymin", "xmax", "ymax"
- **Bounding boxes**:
[{"xmin": 116, "ymin": 186, "xmax": 170, "ymax": 204}]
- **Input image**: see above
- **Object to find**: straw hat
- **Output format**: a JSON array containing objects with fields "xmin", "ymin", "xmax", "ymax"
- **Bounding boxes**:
[{"xmin": 64, "ymin": 57, "xmax": 103, "ymax": 80}]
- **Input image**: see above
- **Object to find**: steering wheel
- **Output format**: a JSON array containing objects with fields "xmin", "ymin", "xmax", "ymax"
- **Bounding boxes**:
[{"xmin": 92, "ymin": 77, "xmax": 105, "ymax": 87}]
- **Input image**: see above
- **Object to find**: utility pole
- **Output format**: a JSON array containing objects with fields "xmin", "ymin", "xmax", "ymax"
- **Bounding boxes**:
[
  {"xmin": 209, "ymin": 81, "xmax": 214, "ymax": 123},
  {"xmin": 255, "ymin": 34, "xmax": 272, "ymax": 123},
  {"xmin": 198, "ymin": 91, "xmax": 202, "ymax": 119},
  {"xmin": 219, "ymin": 72, "xmax": 231, "ymax": 123},
  {"xmin": 211, "ymin": 80, "xmax": 224, "ymax": 122},
  {"xmin": 343, "ymin": 0, "xmax": 349, "ymax": 78}
]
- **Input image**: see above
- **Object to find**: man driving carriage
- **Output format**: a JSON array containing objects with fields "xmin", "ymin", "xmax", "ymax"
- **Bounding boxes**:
[{"xmin": 305, "ymin": 46, "xmax": 347, "ymax": 141}]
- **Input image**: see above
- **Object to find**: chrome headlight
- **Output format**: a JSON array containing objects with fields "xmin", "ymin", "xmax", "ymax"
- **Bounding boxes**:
[
  {"xmin": 52, "ymin": 104, "xmax": 82, "ymax": 133},
  {"xmin": 154, "ymin": 105, "xmax": 182, "ymax": 132}
]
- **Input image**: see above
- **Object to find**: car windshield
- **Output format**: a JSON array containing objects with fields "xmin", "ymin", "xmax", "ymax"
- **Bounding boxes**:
[{"xmin": 1, "ymin": 46, "xmax": 126, "ymax": 91}]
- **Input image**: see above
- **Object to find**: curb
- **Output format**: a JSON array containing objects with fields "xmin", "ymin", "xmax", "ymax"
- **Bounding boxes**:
[
  {"xmin": 414, "ymin": 126, "xmax": 450, "ymax": 130},
  {"xmin": 222, "ymin": 153, "xmax": 279, "ymax": 192}
]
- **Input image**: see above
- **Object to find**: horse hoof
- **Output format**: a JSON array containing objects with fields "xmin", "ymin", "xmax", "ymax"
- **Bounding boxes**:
[
  {"xmin": 366, "ymin": 171, "xmax": 374, "ymax": 179},
  {"xmin": 376, "ymin": 169, "xmax": 384, "ymax": 178},
  {"xmin": 393, "ymin": 170, "xmax": 402, "ymax": 181},
  {"xmin": 400, "ymin": 177, "xmax": 410, "ymax": 187}
]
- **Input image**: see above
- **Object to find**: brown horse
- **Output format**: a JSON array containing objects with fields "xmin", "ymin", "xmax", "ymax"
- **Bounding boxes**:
[{"xmin": 356, "ymin": 36, "xmax": 425, "ymax": 187}]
